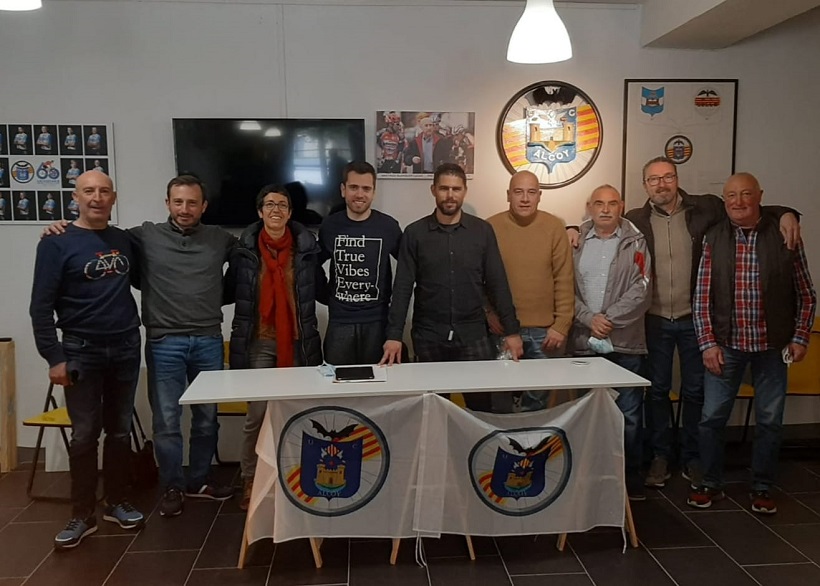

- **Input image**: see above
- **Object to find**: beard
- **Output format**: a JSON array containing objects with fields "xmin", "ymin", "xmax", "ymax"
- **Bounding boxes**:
[{"xmin": 436, "ymin": 198, "xmax": 461, "ymax": 216}]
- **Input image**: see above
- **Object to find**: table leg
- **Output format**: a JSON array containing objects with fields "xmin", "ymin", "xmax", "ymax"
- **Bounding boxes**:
[
  {"xmin": 624, "ymin": 496, "xmax": 639, "ymax": 548},
  {"xmin": 556, "ymin": 533, "xmax": 567, "ymax": 551},
  {"xmin": 465, "ymin": 535, "xmax": 476, "ymax": 561},
  {"xmin": 309, "ymin": 538, "xmax": 324, "ymax": 568},
  {"xmin": 390, "ymin": 538, "xmax": 401, "ymax": 565},
  {"xmin": 237, "ymin": 518, "xmax": 250, "ymax": 569}
]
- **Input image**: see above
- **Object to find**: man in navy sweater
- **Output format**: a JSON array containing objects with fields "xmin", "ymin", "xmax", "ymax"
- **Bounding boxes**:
[{"xmin": 30, "ymin": 171, "xmax": 145, "ymax": 550}]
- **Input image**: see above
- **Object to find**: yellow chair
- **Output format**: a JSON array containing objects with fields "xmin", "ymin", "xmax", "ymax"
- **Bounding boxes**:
[
  {"xmin": 22, "ymin": 383, "xmax": 71, "ymax": 501},
  {"xmin": 737, "ymin": 318, "xmax": 820, "ymax": 443},
  {"xmin": 22, "ymin": 383, "xmax": 151, "ymax": 501}
]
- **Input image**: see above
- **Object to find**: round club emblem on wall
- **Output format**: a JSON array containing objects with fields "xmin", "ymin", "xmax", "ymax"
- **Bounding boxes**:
[{"xmin": 497, "ymin": 81, "xmax": 603, "ymax": 188}]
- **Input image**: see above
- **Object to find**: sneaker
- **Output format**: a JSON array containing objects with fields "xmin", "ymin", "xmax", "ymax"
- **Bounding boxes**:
[
  {"xmin": 185, "ymin": 483, "xmax": 234, "ymax": 501},
  {"xmin": 160, "ymin": 487, "xmax": 184, "ymax": 518},
  {"xmin": 750, "ymin": 490, "xmax": 777, "ymax": 515},
  {"xmin": 103, "ymin": 501, "xmax": 145, "ymax": 529},
  {"xmin": 645, "ymin": 457, "xmax": 672, "ymax": 488},
  {"xmin": 54, "ymin": 517, "xmax": 97, "ymax": 550},
  {"xmin": 240, "ymin": 478, "xmax": 254, "ymax": 512},
  {"xmin": 682, "ymin": 463, "xmax": 704, "ymax": 488},
  {"xmin": 687, "ymin": 485, "xmax": 725, "ymax": 509}
]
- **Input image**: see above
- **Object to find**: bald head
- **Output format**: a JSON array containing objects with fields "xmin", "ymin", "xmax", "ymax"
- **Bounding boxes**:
[
  {"xmin": 73, "ymin": 170, "xmax": 116, "ymax": 229},
  {"xmin": 723, "ymin": 172, "xmax": 763, "ymax": 228},
  {"xmin": 507, "ymin": 171, "xmax": 542, "ymax": 220},
  {"xmin": 76, "ymin": 170, "xmax": 113, "ymax": 192}
]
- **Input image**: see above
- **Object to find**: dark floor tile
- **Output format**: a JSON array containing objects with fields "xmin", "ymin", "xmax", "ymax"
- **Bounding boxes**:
[
  {"xmin": 774, "ymin": 461, "xmax": 820, "ymax": 493},
  {"xmin": 24, "ymin": 535, "xmax": 132, "ymax": 586},
  {"xmin": 0, "ymin": 521, "xmax": 64, "ymax": 578},
  {"xmin": 196, "ymin": 513, "xmax": 273, "ymax": 569},
  {"xmin": 744, "ymin": 488, "xmax": 820, "ymax": 526},
  {"xmin": 349, "ymin": 539, "xmax": 429, "ymax": 586},
  {"xmin": 631, "ymin": 498, "xmax": 711, "ymax": 548},
  {"xmin": 268, "ymin": 538, "xmax": 348, "ymax": 585},
  {"xmin": 13, "ymin": 499, "xmax": 71, "ymax": 523},
  {"xmin": 33, "ymin": 471, "xmax": 72, "ymax": 501},
  {"xmin": 422, "ymin": 534, "xmax": 496, "ymax": 559},
  {"xmin": 13, "ymin": 447, "xmax": 44, "ymax": 472},
  {"xmin": 569, "ymin": 532, "xmax": 674, "ymax": 586},
  {"xmin": 0, "ymin": 471, "xmax": 43, "ymax": 507},
  {"xmin": 0, "ymin": 579, "xmax": 25, "ymax": 586},
  {"xmin": 745, "ymin": 562, "xmax": 820, "ymax": 586},
  {"xmin": 495, "ymin": 535, "xmax": 583, "ymax": 575},
  {"xmin": 687, "ymin": 511, "xmax": 807, "ymax": 565},
  {"xmin": 772, "ymin": 523, "xmax": 820, "ymax": 564},
  {"xmin": 513, "ymin": 575, "xmax": 591, "ymax": 586},
  {"xmin": 106, "ymin": 550, "xmax": 198, "ymax": 586},
  {"xmin": 428, "ymin": 556, "xmax": 511, "ymax": 586},
  {"xmin": 792, "ymin": 492, "xmax": 820, "ymax": 516},
  {"xmin": 651, "ymin": 547, "xmax": 757, "ymax": 586},
  {"xmin": 0, "ymin": 507, "xmax": 22, "ymax": 529},
  {"xmin": 186, "ymin": 567, "xmax": 269, "ymax": 586},
  {"xmin": 130, "ymin": 501, "xmax": 220, "ymax": 552},
  {"xmin": 350, "ymin": 537, "xmax": 420, "ymax": 566}
]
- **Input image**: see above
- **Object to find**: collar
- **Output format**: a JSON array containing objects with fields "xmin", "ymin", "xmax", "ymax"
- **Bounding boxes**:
[
  {"xmin": 585, "ymin": 223, "xmax": 623, "ymax": 241},
  {"xmin": 167, "ymin": 216, "xmax": 203, "ymax": 235},
  {"xmin": 426, "ymin": 210, "xmax": 465, "ymax": 231}
]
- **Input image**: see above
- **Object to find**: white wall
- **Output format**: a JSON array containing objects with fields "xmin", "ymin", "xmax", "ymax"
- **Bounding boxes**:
[{"xmin": 1, "ymin": 1, "xmax": 818, "ymax": 450}]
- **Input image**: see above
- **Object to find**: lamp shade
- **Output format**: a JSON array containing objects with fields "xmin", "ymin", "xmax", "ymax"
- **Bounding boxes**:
[
  {"xmin": 0, "ymin": 0, "xmax": 42, "ymax": 10},
  {"xmin": 507, "ymin": 0, "xmax": 572, "ymax": 64}
]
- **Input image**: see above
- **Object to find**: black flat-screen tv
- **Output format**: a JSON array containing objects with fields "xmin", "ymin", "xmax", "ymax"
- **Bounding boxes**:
[{"xmin": 172, "ymin": 118, "xmax": 366, "ymax": 227}]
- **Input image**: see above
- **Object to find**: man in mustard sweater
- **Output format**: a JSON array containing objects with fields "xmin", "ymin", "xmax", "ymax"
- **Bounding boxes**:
[{"xmin": 487, "ymin": 171, "xmax": 575, "ymax": 411}]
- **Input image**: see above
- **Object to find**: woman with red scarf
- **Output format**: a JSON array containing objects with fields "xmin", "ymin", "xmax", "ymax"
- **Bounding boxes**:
[{"xmin": 226, "ymin": 185, "xmax": 324, "ymax": 510}]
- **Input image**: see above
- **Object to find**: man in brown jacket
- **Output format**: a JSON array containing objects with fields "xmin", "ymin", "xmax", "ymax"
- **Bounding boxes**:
[{"xmin": 487, "ymin": 170, "xmax": 575, "ymax": 411}]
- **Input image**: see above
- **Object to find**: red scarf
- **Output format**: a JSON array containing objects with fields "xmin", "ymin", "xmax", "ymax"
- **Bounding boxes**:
[{"xmin": 258, "ymin": 227, "xmax": 295, "ymax": 367}]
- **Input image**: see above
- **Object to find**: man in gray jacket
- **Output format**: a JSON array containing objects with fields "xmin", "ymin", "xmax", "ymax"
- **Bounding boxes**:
[{"xmin": 570, "ymin": 184, "xmax": 652, "ymax": 501}]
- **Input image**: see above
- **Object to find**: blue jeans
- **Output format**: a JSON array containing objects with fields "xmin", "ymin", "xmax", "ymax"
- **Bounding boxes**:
[
  {"xmin": 146, "ymin": 334, "xmax": 223, "ymax": 491},
  {"xmin": 645, "ymin": 315, "xmax": 704, "ymax": 467},
  {"xmin": 519, "ymin": 327, "xmax": 563, "ymax": 412},
  {"xmin": 62, "ymin": 330, "xmax": 141, "ymax": 518},
  {"xmin": 700, "ymin": 347, "xmax": 787, "ymax": 491},
  {"xmin": 602, "ymin": 352, "xmax": 645, "ymax": 477}
]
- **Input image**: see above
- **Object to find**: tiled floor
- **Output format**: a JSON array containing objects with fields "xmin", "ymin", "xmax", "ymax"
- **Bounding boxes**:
[{"xmin": 1, "ymin": 445, "xmax": 820, "ymax": 586}]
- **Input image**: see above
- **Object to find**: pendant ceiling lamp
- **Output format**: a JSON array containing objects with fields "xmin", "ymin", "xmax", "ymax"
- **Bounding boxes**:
[
  {"xmin": 0, "ymin": 0, "xmax": 42, "ymax": 11},
  {"xmin": 507, "ymin": 0, "xmax": 572, "ymax": 64}
]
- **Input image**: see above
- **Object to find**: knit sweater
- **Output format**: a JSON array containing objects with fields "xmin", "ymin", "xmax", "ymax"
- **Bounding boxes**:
[{"xmin": 486, "ymin": 210, "xmax": 575, "ymax": 335}]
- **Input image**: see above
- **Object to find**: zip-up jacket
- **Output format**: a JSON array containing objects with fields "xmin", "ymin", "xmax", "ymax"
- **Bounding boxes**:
[
  {"xmin": 226, "ymin": 220, "xmax": 323, "ymax": 369},
  {"xmin": 570, "ymin": 218, "xmax": 652, "ymax": 355}
]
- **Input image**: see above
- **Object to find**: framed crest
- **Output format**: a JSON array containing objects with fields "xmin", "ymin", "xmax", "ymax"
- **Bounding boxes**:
[
  {"xmin": 496, "ymin": 81, "xmax": 602, "ymax": 189},
  {"xmin": 622, "ymin": 79, "xmax": 738, "ymax": 206}
]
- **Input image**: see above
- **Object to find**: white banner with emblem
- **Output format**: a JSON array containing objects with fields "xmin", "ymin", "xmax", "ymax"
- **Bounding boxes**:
[
  {"xmin": 246, "ymin": 395, "xmax": 425, "ymax": 544},
  {"xmin": 414, "ymin": 390, "xmax": 625, "ymax": 537}
]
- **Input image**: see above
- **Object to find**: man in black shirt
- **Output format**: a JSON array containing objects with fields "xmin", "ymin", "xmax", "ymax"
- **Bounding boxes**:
[
  {"xmin": 30, "ymin": 171, "xmax": 145, "ymax": 550},
  {"xmin": 319, "ymin": 161, "xmax": 402, "ymax": 364},
  {"xmin": 380, "ymin": 163, "xmax": 523, "ymax": 411}
]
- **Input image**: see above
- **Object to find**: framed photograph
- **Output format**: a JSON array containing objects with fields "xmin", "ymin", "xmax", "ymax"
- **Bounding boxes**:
[
  {"xmin": 622, "ymin": 79, "xmax": 738, "ymax": 206},
  {"xmin": 0, "ymin": 122, "xmax": 116, "ymax": 223},
  {"xmin": 375, "ymin": 110, "xmax": 475, "ymax": 178},
  {"xmin": 497, "ymin": 81, "xmax": 603, "ymax": 189}
]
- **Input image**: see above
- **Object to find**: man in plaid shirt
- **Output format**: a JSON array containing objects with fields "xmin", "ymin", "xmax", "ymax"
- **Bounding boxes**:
[{"xmin": 690, "ymin": 173, "xmax": 816, "ymax": 514}]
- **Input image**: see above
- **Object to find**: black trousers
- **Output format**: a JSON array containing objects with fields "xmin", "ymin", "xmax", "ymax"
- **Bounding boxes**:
[{"xmin": 324, "ymin": 320, "xmax": 388, "ymax": 366}]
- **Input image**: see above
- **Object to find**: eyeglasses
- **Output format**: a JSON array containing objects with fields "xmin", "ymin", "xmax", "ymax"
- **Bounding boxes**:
[
  {"xmin": 644, "ymin": 174, "xmax": 677, "ymax": 186},
  {"xmin": 262, "ymin": 202, "xmax": 290, "ymax": 211}
]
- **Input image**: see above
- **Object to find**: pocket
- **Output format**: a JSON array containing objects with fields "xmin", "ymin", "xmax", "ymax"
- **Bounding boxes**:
[
  {"xmin": 123, "ymin": 331, "xmax": 141, "ymax": 348},
  {"xmin": 148, "ymin": 335, "xmax": 167, "ymax": 344},
  {"xmin": 61, "ymin": 334, "xmax": 85, "ymax": 350}
]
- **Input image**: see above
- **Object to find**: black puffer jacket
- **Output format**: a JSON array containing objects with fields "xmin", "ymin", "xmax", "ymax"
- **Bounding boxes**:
[{"xmin": 226, "ymin": 220, "xmax": 323, "ymax": 369}]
